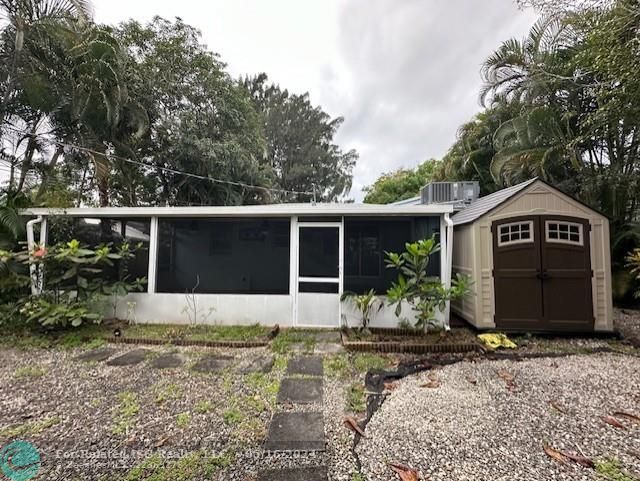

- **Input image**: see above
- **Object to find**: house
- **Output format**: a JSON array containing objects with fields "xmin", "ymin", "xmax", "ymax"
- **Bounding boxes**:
[
  {"xmin": 450, "ymin": 178, "xmax": 613, "ymax": 333},
  {"xmin": 22, "ymin": 203, "xmax": 454, "ymax": 328}
]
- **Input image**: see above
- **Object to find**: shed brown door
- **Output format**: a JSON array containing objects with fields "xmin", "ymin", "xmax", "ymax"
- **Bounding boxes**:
[{"xmin": 493, "ymin": 215, "xmax": 593, "ymax": 332}]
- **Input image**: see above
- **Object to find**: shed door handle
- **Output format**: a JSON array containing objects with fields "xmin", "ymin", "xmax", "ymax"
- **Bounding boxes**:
[{"xmin": 536, "ymin": 272, "xmax": 551, "ymax": 280}]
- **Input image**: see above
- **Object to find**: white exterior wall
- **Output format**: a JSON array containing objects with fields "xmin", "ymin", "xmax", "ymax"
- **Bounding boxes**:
[{"xmin": 452, "ymin": 181, "xmax": 613, "ymax": 332}]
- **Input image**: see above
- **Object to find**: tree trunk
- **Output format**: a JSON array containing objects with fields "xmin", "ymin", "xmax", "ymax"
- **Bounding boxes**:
[
  {"xmin": 35, "ymin": 144, "xmax": 64, "ymax": 201},
  {"xmin": 92, "ymin": 151, "xmax": 111, "ymax": 207}
]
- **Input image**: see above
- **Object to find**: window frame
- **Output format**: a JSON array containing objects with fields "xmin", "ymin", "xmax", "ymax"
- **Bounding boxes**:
[
  {"xmin": 545, "ymin": 220, "xmax": 583, "ymax": 246},
  {"xmin": 497, "ymin": 220, "xmax": 535, "ymax": 247}
]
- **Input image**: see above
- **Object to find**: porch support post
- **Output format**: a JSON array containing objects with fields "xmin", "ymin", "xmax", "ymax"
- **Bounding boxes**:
[
  {"xmin": 147, "ymin": 216, "xmax": 159, "ymax": 294},
  {"xmin": 289, "ymin": 215, "xmax": 298, "ymax": 326}
]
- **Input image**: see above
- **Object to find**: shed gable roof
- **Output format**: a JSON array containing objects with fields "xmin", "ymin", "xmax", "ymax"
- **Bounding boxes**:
[{"xmin": 451, "ymin": 178, "xmax": 537, "ymax": 226}]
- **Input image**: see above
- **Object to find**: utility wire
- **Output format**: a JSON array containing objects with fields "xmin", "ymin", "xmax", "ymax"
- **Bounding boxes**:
[{"xmin": 2, "ymin": 126, "xmax": 315, "ymax": 197}]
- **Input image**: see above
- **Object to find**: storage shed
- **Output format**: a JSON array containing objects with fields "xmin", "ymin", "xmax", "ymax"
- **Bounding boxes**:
[{"xmin": 451, "ymin": 178, "xmax": 613, "ymax": 333}]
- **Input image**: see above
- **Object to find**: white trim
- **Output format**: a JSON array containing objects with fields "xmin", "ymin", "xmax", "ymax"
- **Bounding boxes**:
[
  {"xmin": 442, "ymin": 213, "xmax": 453, "ymax": 330},
  {"xmin": 147, "ymin": 216, "xmax": 159, "ymax": 293},
  {"xmin": 289, "ymin": 216, "xmax": 299, "ymax": 326},
  {"xmin": 299, "ymin": 277, "xmax": 340, "ymax": 283},
  {"xmin": 298, "ymin": 222, "xmax": 342, "ymax": 228},
  {"xmin": 294, "ymin": 222, "xmax": 343, "ymax": 328},
  {"xmin": 545, "ymin": 220, "xmax": 583, "ymax": 246},
  {"xmin": 497, "ymin": 221, "xmax": 534, "ymax": 246},
  {"xmin": 20, "ymin": 203, "xmax": 453, "ymax": 218}
]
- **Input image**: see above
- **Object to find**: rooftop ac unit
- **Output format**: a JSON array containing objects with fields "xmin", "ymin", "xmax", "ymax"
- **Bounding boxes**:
[{"xmin": 421, "ymin": 181, "xmax": 480, "ymax": 205}]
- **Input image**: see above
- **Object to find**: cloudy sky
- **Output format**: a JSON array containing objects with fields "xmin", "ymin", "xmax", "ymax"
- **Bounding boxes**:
[{"xmin": 93, "ymin": 0, "xmax": 538, "ymax": 200}]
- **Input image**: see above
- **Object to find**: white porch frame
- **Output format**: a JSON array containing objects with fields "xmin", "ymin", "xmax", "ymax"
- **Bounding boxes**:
[{"xmin": 292, "ymin": 219, "xmax": 344, "ymax": 328}]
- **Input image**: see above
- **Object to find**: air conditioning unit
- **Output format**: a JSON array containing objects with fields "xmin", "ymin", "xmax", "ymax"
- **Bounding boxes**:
[{"xmin": 421, "ymin": 181, "xmax": 480, "ymax": 205}]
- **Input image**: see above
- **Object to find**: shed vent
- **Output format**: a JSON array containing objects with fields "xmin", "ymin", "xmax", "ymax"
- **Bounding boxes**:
[{"xmin": 421, "ymin": 181, "xmax": 480, "ymax": 205}]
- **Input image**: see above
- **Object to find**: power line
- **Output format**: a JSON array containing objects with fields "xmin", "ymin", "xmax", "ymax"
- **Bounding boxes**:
[{"xmin": 2, "ymin": 126, "xmax": 315, "ymax": 197}]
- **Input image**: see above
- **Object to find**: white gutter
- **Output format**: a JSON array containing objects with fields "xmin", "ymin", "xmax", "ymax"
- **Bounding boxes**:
[
  {"xmin": 443, "ymin": 212, "xmax": 454, "ymax": 330},
  {"xmin": 26, "ymin": 215, "xmax": 47, "ymax": 295}
]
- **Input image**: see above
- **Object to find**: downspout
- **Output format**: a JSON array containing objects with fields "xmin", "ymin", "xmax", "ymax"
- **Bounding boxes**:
[
  {"xmin": 443, "ymin": 212, "xmax": 454, "ymax": 330},
  {"xmin": 26, "ymin": 215, "xmax": 47, "ymax": 295}
]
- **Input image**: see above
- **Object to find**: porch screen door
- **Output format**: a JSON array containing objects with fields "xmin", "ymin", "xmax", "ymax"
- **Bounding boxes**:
[{"xmin": 295, "ymin": 223, "xmax": 343, "ymax": 327}]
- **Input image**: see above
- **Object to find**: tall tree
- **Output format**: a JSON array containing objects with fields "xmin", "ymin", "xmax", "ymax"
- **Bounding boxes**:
[
  {"xmin": 363, "ymin": 160, "xmax": 437, "ymax": 204},
  {"xmin": 243, "ymin": 74, "xmax": 357, "ymax": 202},
  {"xmin": 113, "ymin": 18, "xmax": 271, "ymax": 206}
]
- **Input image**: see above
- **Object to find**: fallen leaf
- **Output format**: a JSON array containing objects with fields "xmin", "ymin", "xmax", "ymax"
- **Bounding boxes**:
[
  {"xmin": 612, "ymin": 411, "xmax": 640, "ymax": 423},
  {"xmin": 497, "ymin": 369, "xmax": 516, "ymax": 390},
  {"xmin": 419, "ymin": 379, "xmax": 441, "ymax": 388},
  {"xmin": 152, "ymin": 435, "xmax": 171, "ymax": 448},
  {"xmin": 465, "ymin": 375, "xmax": 477, "ymax": 385},
  {"xmin": 562, "ymin": 451, "xmax": 595, "ymax": 468},
  {"xmin": 497, "ymin": 368, "xmax": 515, "ymax": 383},
  {"xmin": 549, "ymin": 400, "xmax": 566, "ymax": 414},
  {"xmin": 343, "ymin": 416, "xmax": 367, "ymax": 438},
  {"xmin": 601, "ymin": 415, "xmax": 626, "ymax": 429},
  {"xmin": 543, "ymin": 443, "xmax": 567, "ymax": 464},
  {"xmin": 389, "ymin": 462, "xmax": 420, "ymax": 481},
  {"xmin": 384, "ymin": 381, "xmax": 398, "ymax": 391}
]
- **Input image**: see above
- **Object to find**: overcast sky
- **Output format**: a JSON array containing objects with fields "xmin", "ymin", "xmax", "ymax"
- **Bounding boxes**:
[{"xmin": 94, "ymin": 1, "xmax": 537, "ymax": 200}]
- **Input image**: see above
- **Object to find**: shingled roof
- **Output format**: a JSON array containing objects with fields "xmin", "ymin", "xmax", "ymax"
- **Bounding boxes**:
[{"xmin": 451, "ymin": 178, "xmax": 538, "ymax": 226}]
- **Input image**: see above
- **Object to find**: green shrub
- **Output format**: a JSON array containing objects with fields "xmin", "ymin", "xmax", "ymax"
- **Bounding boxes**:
[{"xmin": 385, "ymin": 236, "xmax": 472, "ymax": 332}]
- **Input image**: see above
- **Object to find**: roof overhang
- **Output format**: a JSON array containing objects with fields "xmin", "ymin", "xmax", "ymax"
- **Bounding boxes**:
[{"xmin": 20, "ymin": 203, "xmax": 453, "ymax": 218}]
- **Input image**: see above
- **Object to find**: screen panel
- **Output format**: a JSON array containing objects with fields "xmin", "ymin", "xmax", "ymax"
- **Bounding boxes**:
[
  {"xmin": 157, "ymin": 218, "xmax": 290, "ymax": 294},
  {"xmin": 299, "ymin": 227, "xmax": 339, "ymax": 278}
]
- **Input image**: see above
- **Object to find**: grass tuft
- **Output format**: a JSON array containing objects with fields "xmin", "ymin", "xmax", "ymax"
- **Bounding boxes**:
[
  {"xmin": 176, "ymin": 412, "xmax": 191, "ymax": 428},
  {"xmin": 595, "ymin": 458, "xmax": 636, "ymax": 481},
  {"xmin": 346, "ymin": 382, "xmax": 366, "ymax": 413},
  {"xmin": 14, "ymin": 365, "xmax": 47, "ymax": 379},
  {"xmin": 112, "ymin": 391, "xmax": 140, "ymax": 435},
  {"xmin": 0, "ymin": 416, "xmax": 61, "ymax": 438}
]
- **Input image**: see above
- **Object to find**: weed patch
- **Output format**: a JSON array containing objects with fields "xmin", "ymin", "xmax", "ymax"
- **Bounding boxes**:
[
  {"xmin": 112, "ymin": 391, "xmax": 140, "ymax": 435},
  {"xmin": 0, "ymin": 416, "xmax": 61, "ymax": 438},
  {"xmin": 14, "ymin": 365, "xmax": 47, "ymax": 379}
]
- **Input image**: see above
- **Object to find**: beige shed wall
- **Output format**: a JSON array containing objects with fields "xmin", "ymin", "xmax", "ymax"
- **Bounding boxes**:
[{"xmin": 453, "ymin": 181, "xmax": 614, "ymax": 331}]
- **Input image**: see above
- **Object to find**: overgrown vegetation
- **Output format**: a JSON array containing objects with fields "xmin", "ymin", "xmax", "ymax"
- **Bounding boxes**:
[
  {"xmin": 346, "ymin": 382, "xmax": 367, "ymax": 413},
  {"xmin": 122, "ymin": 450, "xmax": 234, "ymax": 481},
  {"xmin": 112, "ymin": 391, "xmax": 140, "ymax": 435},
  {"xmin": 0, "ymin": 240, "xmax": 144, "ymax": 329}
]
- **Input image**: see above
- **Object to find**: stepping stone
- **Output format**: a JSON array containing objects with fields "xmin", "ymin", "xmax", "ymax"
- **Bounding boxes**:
[
  {"xmin": 286, "ymin": 356, "xmax": 323, "ymax": 376},
  {"xmin": 259, "ymin": 466, "xmax": 328, "ymax": 481},
  {"xmin": 191, "ymin": 355, "xmax": 234, "ymax": 373},
  {"xmin": 106, "ymin": 348, "xmax": 148, "ymax": 366},
  {"xmin": 264, "ymin": 412, "xmax": 324, "ymax": 452},
  {"xmin": 237, "ymin": 355, "xmax": 274, "ymax": 374},
  {"xmin": 311, "ymin": 331, "xmax": 341, "ymax": 343},
  {"xmin": 150, "ymin": 353, "xmax": 184, "ymax": 369},
  {"xmin": 314, "ymin": 342, "xmax": 344, "ymax": 355},
  {"xmin": 277, "ymin": 378, "xmax": 323, "ymax": 404},
  {"xmin": 74, "ymin": 348, "xmax": 116, "ymax": 362}
]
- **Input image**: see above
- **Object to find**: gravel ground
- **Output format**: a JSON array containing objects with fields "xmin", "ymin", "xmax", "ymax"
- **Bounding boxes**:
[
  {"xmin": 356, "ymin": 353, "xmax": 640, "ymax": 481},
  {"xmin": 0, "ymin": 343, "xmax": 362, "ymax": 480}
]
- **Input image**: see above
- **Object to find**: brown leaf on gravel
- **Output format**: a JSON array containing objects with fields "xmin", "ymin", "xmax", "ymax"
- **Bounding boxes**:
[
  {"xmin": 465, "ymin": 375, "xmax": 477, "ymax": 385},
  {"xmin": 344, "ymin": 416, "xmax": 367, "ymax": 438},
  {"xmin": 152, "ymin": 435, "xmax": 171, "ymax": 448},
  {"xmin": 562, "ymin": 451, "xmax": 595, "ymax": 468},
  {"xmin": 549, "ymin": 400, "xmax": 566, "ymax": 414},
  {"xmin": 384, "ymin": 381, "xmax": 398, "ymax": 391},
  {"xmin": 543, "ymin": 443, "xmax": 568, "ymax": 464},
  {"xmin": 420, "ymin": 379, "xmax": 441, "ymax": 388},
  {"xmin": 497, "ymin": 369, "xmax": 516, "ymax": 390},
  {"xmin": 601, "ymin": 415, "xmax": 627, "ymax": 429},
  {"xmin": 612, "ymin": 411, "xmax": 640, "ymax": 423},
  {"xmin": 389, "ymin": 462, "xmax": 420, "ymax": 481}
]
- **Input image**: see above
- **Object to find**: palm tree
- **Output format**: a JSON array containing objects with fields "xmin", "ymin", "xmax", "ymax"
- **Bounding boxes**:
[
  {"xmin": 491, "ymin": 105, "xmax": 580, "ymax": 187},
  {"xmin": 0, "ymin": 0, "xmax": 92, "ymax": 121},
  {"xmin": 480, "ymin": 16, "xmax": 577, "ymax": 106}
]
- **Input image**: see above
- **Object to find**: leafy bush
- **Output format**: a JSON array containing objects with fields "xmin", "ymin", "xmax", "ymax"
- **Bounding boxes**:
[
  {"xmin": 340, "ymin": 288, "xmax": 383, "ymax": 333},
  {"xmin": 1, "ymin": 240, "xmax": 146, "ymax": 329},
  {"xmin": 625, "ymin": 248, "xmax": 640, "ymax": 298},
  {"xmin": 385, "ymin": 235, "xmax": 472, "ymax": 332}
]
